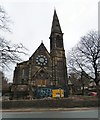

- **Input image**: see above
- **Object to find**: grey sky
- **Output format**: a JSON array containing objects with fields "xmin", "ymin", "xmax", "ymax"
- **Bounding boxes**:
[{"xmin": 0, "ymin": 0, "xmax": 99, "ymax": 82}]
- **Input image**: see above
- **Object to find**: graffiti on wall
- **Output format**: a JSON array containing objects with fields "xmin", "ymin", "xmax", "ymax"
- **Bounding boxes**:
[{"xmin": 36, "ymin": 88, "xmax": 52, "ymax": 98}]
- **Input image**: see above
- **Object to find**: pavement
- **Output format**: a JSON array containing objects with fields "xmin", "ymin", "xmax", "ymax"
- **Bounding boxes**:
[{"xmin": 1, "ymin": 107, "xmax": 98, "ymax": 112}]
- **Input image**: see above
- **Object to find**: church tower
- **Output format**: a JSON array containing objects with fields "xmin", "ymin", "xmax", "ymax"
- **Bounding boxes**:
[{"xmin": 49, "ymin": 10, "xmax": 68, "ymax": 88}]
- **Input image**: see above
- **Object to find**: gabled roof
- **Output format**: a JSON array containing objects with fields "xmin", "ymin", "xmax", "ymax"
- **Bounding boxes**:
[
  {"xmin": 36, "ymin": 42, "xmax": 48, "ymax": 52},
  {"xmin": 30, "ymin": 42, "xmax": 50, "ymax": 59}
]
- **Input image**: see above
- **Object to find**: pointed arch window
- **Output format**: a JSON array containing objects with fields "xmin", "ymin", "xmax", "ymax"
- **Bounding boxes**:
[
  {"xmin": 56, "ymin": 35, "xmax": 63, "ymax": 48},
  {"xmin": 22, "ymin": 68, "xmax": 25, "ymax": 79}
]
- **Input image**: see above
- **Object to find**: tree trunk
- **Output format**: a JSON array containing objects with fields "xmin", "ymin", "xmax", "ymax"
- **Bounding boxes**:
[
  {"xmin": 96, "ymin": 84, "xmax": 100, "ymax": 108},
  {"xmin": 82, "ymin": 84, "xmax": 85, "ymax": 95},
  {"xmin": 96, "ymin": 84, "xmax": 100, "ymax": 98},
  {"xmin": 81, "ymin": 71, "xmax": 85, "ymax": 95}
]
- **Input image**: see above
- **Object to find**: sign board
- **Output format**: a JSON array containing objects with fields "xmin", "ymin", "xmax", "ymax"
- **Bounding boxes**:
[{"xmin": 52, "ymin": 89, "xmax": 64, "ymax": 98}]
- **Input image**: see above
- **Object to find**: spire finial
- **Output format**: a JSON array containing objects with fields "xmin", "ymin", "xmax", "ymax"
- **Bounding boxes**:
[
  {"xmin": 41, "ymin": 40, "xmax": 43, "ymax": 43},
  {"xmin": 54, "ymin": 6, "xmax": 56, "ymax": 11}
]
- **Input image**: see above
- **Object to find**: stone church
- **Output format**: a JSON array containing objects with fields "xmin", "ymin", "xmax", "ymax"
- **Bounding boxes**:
[{"xmin": 12, "ymin": 10, "xmax": 68, "ymax": 99}]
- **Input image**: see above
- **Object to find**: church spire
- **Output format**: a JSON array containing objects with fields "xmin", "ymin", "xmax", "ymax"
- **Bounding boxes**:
[
  {"xmin": 51, "ymin": 9, "xmax": 62, "ymax": 34},
  {"xmin": 50, "ymin": 10, "xmax": 64, "ymax": 52}
]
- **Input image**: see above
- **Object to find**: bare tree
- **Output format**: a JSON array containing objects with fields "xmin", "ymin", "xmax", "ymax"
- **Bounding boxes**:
[
  {"xmin": 0, "ymin": 6, "xmax": 28, "ymax": 70},
  {"xmin": 0, "ymin": 6, "xmax": 11, "ymax": 31},
  {"xmin": 68, "ymin": 31, "xmax": 100, "ymax": 96},
  {"xmin": 68, "ymin": 71, "xmax": 90, "ymax": 95},
  {"xmin": 0, "ymin": 38, "xmax": 27, "ymax": 69}
]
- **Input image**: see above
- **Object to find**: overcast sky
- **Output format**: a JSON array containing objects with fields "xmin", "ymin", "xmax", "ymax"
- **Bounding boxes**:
[{"xmin": 0, "ymin": 0, "xmax": 99, "ymax": 82}]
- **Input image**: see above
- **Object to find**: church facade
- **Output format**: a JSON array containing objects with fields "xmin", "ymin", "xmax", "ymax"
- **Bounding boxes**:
[{"xmin": 12, "ymin": 10, "xmax": 68, "ymax": 99}]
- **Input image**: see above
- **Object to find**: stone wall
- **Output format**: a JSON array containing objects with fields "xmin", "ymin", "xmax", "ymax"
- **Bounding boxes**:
[{"xmin": 2, "ymin": 98, "xmax": 98, "ymax": 109}]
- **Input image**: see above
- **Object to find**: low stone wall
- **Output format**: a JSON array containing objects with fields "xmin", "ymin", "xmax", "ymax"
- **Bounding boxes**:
[{"xmin": 2, "ymin": 98, "xmax": 98, "ymax": 109}]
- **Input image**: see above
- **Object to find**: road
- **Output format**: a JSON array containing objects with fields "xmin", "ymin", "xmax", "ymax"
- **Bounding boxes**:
[{"xmin": 1, "ymin": 110, "xmax": 99, "ymax": 118}]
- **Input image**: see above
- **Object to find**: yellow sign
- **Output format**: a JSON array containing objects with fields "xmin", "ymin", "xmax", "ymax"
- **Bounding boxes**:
[{"xmin": 52, "ymin": 89, "xmax": 64, "ymax": 98}]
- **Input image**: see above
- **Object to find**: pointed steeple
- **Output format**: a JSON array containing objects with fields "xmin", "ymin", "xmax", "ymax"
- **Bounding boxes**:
[
  {"xmin": 51, "ymin": 9, "xmax": 62, "ymax": 34},
  {"xmin": 50, "ymin": 10, "xmax": 64, "ymax": 52}
]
